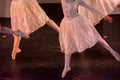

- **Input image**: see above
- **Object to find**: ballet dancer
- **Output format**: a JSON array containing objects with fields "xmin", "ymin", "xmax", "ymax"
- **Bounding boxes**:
[
  {"xmin": 10, "ymin": 0, "xmax": 60, "ymax": 60},
  {"xmin": 60, "ymin": 0, "xmax": 120, "ymax": 78},
  {"xmin": 0, "ymin": 24, "xmax": 29, "ymax": 38}
]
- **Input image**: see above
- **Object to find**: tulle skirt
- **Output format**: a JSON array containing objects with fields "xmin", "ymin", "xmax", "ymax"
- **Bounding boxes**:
[
  {"xmin": 78, "ymin": 0, "xmax": 119, "ymax": 25},
  {"xmin": 10, "ymin": 0, "xmax": 49, "ymax": 34},
  {"xmin": 59, "ymin": 16, "xmax": 100, "ymax": 54}
]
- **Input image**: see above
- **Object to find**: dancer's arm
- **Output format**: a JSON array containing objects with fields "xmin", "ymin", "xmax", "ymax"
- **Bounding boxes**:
[
  {"xmin": 78, "ymin": 0, "xmax": 105, "ymax": 17},
  {"xmin": 78, "ymin": 0, "xmax": 113, "ymax": 23}
]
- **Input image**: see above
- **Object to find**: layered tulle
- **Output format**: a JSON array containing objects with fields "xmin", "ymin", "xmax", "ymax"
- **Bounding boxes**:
[
  {"xmin": 59, "ymin": 16, "xmax": 100, "ymax": 54},
  {"xmin": 10, "ymin": 0, "xmax": 49, "ymax": 34}
]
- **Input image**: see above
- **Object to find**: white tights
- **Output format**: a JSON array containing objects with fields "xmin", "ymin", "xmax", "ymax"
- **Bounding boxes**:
[{"xmin": 62, "ymin": 36, "xmax": 120, "ymax": 78}]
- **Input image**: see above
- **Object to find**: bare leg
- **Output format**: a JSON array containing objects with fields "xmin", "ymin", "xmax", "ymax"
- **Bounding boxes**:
[
  {"xmin": 12, "ymin": 35, "xmax": 21, "ymax": 60},
  {"xmin": 46, "ymin": 19, "xmax": 60, "ymax": 32},
  {"xmin": 98, "ymin": 36, "xmax": 120, "ymax": 61},
  {"xmin": 62, "ymin": 53, "xmax": 72, "ymax": 78},
  {"xmin": 0, "ymin": 26, "xmax": 29, "ymax": 38}
]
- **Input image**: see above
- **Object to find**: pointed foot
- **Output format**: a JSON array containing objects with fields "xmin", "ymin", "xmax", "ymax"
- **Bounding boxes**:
[
  {"xmin": 62, "ymin": 67, "xmax": 71, "ymax": 78},
  {"xmin": 111, "ymin": 51, "xmax": 120, "ymax": 61},
  {"xmin": 12, "ymin": 48, "xmax": 21, "ymax": 60}
]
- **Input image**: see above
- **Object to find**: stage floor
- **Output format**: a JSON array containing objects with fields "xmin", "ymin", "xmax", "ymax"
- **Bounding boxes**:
[{"xmin": 0, "ymin": 15, "xmax": 120, "ymax": 80}]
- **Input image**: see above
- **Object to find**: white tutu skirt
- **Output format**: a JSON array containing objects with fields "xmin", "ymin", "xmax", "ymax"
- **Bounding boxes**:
[
  {"xmin": 59, "ymin": 16, "xmax": 100, "ymax": 54},
  {"xmin": 78, "ymin": 0, "xmax": 119, "ymax": 25},
  {"xmin": 10, "ymin": 0, "xmax": 49, "ymax": 34}
]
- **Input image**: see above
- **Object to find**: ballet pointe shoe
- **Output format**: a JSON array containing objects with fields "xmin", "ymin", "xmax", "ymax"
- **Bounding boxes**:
[
  {"xmin": 62, "ymin": 67, "xmax": 71, "ymax": 78},
  {"xmin": 12, "ymin": 48, "xmax": 21, "ymax": 60},
  {"xmin": 12, "ymin": 54, "xmax": 16, "ymax": 60},
  {"xmin": 111, "ymin": 51, "xmax": 120, "ymax": 61}
]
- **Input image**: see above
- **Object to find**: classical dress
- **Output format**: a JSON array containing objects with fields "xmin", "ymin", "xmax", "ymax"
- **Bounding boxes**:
[
  {"xmin": 60, "ymin": 0, "xmax": 105, "ymax": 54},
  {"xmin": 10, "ymin": 0, "xmax": 49, "ymax": 34}
]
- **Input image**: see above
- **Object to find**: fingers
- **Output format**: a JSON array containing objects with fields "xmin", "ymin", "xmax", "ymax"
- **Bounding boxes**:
[{"xmin": 104, "ymin": 16, "xmax": 113, "ymax": 23}]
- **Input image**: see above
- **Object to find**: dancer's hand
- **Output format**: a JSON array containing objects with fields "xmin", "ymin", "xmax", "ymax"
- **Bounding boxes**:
[
  {"xmin": 117, "ymin": 3, "xmax": 120, "ymax": 7},
  {"xmin": 104, "ymin": 16, "xmax": 113, "ymax": 23}
]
